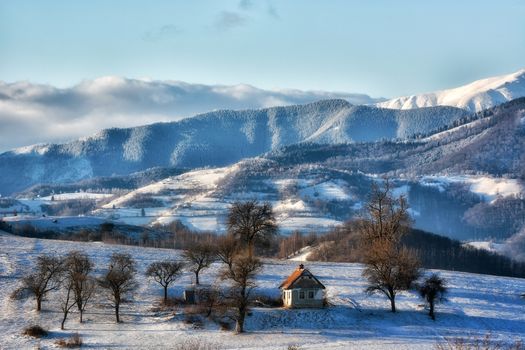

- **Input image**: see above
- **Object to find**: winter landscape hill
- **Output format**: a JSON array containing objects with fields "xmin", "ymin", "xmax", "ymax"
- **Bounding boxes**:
[
  {"xmin": 1, "ymin": 231, "xmax": 524, "ymax": 349},
  {"xmin": 377, "ymin": 68, "xmax": 525, "ymax": 112},
  {"xmin": 3, "ymin": 2, "xmax": 525, "ymax": 349}
]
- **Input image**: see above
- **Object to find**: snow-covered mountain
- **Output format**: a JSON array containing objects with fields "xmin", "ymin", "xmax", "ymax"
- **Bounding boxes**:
[
  {"xmin": 377, "ymin": 68, "xmax": 525, "ymax": 112},
  {"xmin": 0, "ymin": 100, "xmax": 469, "ymax": 195},
  {"xmin": 0, "ymin": 76, "xmax": 384, "ymax": 151},
  {"xmin": 4, "ymin": 68, "xmax": 525, "ymax": 196},
  {"xmin": 3, "ymin": 98, "xmax": 525, "ymax": 255},
  {"xmin": 91, "ymin": 98, "xmax": 525, "ymax": 242}
]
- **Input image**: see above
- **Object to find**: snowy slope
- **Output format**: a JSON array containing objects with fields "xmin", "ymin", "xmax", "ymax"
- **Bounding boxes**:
[
  {"xmin": 1, "ymin": 232, "xmax": 524, "ymax": 349},
  {"xmin": 420, "ymin": 176, "xmax": 523, "ymax": 202},
  {"xmin": 98, "ymin": 163, "xmax": 346, "ymax": 233},
  {"xmin": 95, "ymin": 155, "xmax": 524, "ymax": 241},
  {"xmin": 378, "ymin": 68, "xmax": 525, "ymax": 112}
]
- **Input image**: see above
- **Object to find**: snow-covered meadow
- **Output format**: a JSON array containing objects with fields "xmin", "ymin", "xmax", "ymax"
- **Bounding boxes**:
[{"xmin": 1, "ymin": 231, "xmax": 524, "ymax": 349}]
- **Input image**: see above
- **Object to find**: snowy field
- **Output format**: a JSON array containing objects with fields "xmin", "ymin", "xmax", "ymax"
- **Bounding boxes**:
[
  {"xmin": 2, "ymin": 215, "xmax": 108, "ymax": 231},
  {"xmin": 1, "ymin": 231, "xmax": 525, "ymax": 349}
]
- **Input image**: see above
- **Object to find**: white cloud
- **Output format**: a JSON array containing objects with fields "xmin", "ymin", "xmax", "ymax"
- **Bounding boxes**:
[{"xmin": 0, "ymin": 77, "xmax": 383, "ymax": 152}]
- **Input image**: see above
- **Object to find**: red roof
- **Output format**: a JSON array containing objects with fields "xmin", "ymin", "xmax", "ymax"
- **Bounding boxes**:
[{"xmin": 279, "ymin": 264, "xmax": 325, "ymax": 290}]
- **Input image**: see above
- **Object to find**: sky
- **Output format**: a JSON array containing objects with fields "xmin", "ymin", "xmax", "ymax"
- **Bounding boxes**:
[
  {"xmin": 1, "ymin": 0, "xmax": 524, "ymax": 98},
  {"xmin": 0, "ymin": 0, "xmax": 524, "ymax": 152}
]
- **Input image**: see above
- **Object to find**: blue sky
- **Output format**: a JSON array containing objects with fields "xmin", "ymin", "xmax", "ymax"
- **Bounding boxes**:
[{"xmin": 1, "ymin": 0, "xmax": 524, "ymax": 97}]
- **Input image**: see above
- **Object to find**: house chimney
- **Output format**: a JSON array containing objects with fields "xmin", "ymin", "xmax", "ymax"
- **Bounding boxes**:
[{"xmin": 299, "ymin": 264, "xmax": 304, "ymax": 269}]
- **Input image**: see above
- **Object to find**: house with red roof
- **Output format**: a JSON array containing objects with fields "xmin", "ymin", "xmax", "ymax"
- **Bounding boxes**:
[{"xmin": 279, "ymin": 264, "xmax": 326, "ymax": 308}]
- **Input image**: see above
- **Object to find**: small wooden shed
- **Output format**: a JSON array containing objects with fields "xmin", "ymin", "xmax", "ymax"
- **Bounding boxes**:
[{"xmin": 279, "ymin": 264, "xmax": 325, "ymax": 308}]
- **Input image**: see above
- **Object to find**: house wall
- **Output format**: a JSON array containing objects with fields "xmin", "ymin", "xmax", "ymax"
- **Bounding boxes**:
[{"xmin": 282, "ymin": 288, "xmax": 324, "ymax": 308}]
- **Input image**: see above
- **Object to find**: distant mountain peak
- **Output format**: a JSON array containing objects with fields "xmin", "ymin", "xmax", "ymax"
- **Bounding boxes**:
[{"xmin": 378, "ymin": 68, "xmax": 525, "ymax": 112}]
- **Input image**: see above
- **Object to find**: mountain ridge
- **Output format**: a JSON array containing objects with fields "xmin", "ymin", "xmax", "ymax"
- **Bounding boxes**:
[
  {"xmin": 0, "ymin": 99, "xmax": 469, "ymax": 195},
  {"xmin": 0, "ymin": 76, "xmax": 385, "ymax": 151},
  {"xmin": 377, "ymin": 68, "xmax": 525, "ymax": 112}
]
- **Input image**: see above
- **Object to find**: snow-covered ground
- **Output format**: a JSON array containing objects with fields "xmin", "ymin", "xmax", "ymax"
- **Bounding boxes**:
[
  {"xmin": 464, "ymin": 241, "xmax": 507, "ymax": 254},
  {"xmin": 1, "ymin": 193, "xmax": 114, "ymax": 218},
  {"xmin": 39, "ymin": 193, "xmax": 114, "ymax": 201},
  {"xmin": 288, "ymin": 246, "xmax": 313, "ymax": 262},
  {"xmin": 97, "ymin": 168, "xmax": 352, "ymax": 233},
  {"xmin": 2, "ymin": 215, "xmax": 108, "ymax": 231},
  {"xmin": 1, "ymin": 231, "xmax": 524, "ymax": 349},
  {"xmin": 420, "ymin": 175, "xmax": 523, "ymax": 201},
  {"xmin": 298, "ymin": 180, "xmax": 351, "ymax": 201},
  {"xmin": 93, "ymin": 164, "xmax": 524, "ymax": 237}
]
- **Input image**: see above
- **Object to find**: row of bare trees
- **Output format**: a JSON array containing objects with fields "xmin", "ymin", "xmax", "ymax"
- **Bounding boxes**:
[
  {"xmin": 14, "ymin": 251, "xmax": 137, "ymax": 328},
  {"xmin": 13, "ymin": 200, "xmax": 277, "ymax": 333}
]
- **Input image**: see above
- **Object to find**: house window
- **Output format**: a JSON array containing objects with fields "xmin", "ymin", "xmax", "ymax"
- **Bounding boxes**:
[
  {"xmin": 299, "ymin": 291, "xmax": 305, "ymax": 299},
  {"xmin": 308, "ymin": 291, "xmax": 314, "ymax": 299}
]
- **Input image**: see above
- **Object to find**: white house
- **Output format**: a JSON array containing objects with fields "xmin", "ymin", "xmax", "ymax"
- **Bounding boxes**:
[{"xmin": 279, "ymin": 264, "xmax": 326, "ymax": 308}]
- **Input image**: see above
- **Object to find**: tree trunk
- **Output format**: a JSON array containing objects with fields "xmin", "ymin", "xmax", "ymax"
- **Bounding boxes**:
[
  {"xmin": 80, "ymin": 309, "xmax": 84, "ymax": 323},
  {"xmin": 115, "ymin": 302, "xmax": 120, "ymax": 323},
  {"xmin": 61, "ymin": 309, "xmax": 69, "ymax": 330},
  {"xmin": 163, "ymin": 285, "xmax": 168, "ymax": 303},
  {"xmin": 236, "ymin": 290, "xmax": 247, "ymax": 333},
  {"xmin": 248, "ymin": 243, "xmax": 254, "ymax": 258},
  {"xmin": 389, "ymin": 296, "xmax": 396, "ymax": 313},
  {"xmin": 195, "ymin": 271, "xmax": 200, "ymax": 285},
  {"xmin": 429, "ymin": 301, "xmax": 435, "ymax": 320},
  {"xmin": 36, "ymin": 296, "xmax": 42, "ymax": 312},
  {"xmin": 236, "ymin": 310, "xmax": 245, "ymax": 333}
]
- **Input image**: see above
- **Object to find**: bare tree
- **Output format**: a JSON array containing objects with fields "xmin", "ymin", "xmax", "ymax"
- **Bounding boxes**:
[
  {"xmin": 64, "ymin": 251, "xmax": 96, "ymax": 323},
  {"xmin": 419, "ymin": 273, "xmax": 447, "ymax": 320},
  {"xmin": 363, "ymin": 243, "xmax": 420, "ymax": 312},
  {"xmin": 221, "ymin": 252, "xmax": 262, "ymax": 333},
  {"xmin": 17, "ymin": 254, "xmax": 64, "ymax": 311},
  {"xmin": 359, "ymin": 180, "xmax": 420, "ymax": 312},
  {"xmin": 196, "ymin": 287, "xmax": 222, "ymax": 318},
  {"xmin": 215, "ymin": 234, "xmax": 239, "ymax": 271},
  {"xmin": 183, "ymin": 242, "xmax": 215, "ymax": 285},
  {"xmin": 227, "ymin": 200, "xmax": 277, "ymax": 257},
  {"xmin": 146, "ymin": 260, "xmax": 184, "ymax": 303},
  {"xmin": 59, "ymin": 279, "xmax": 76, "ymax": 330},
  {"xmin": 98, "ymin": 253, "xmax": 137, "ymax": 323},
  {"xmin": 359, "ymin": 180, "xmax": 410, "ymax": 243}
]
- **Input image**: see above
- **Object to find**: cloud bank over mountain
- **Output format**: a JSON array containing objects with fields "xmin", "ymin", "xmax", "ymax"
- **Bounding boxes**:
[{"xmin": 0, "ymin": 76, "xmax": 382, "ymax": 151}]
